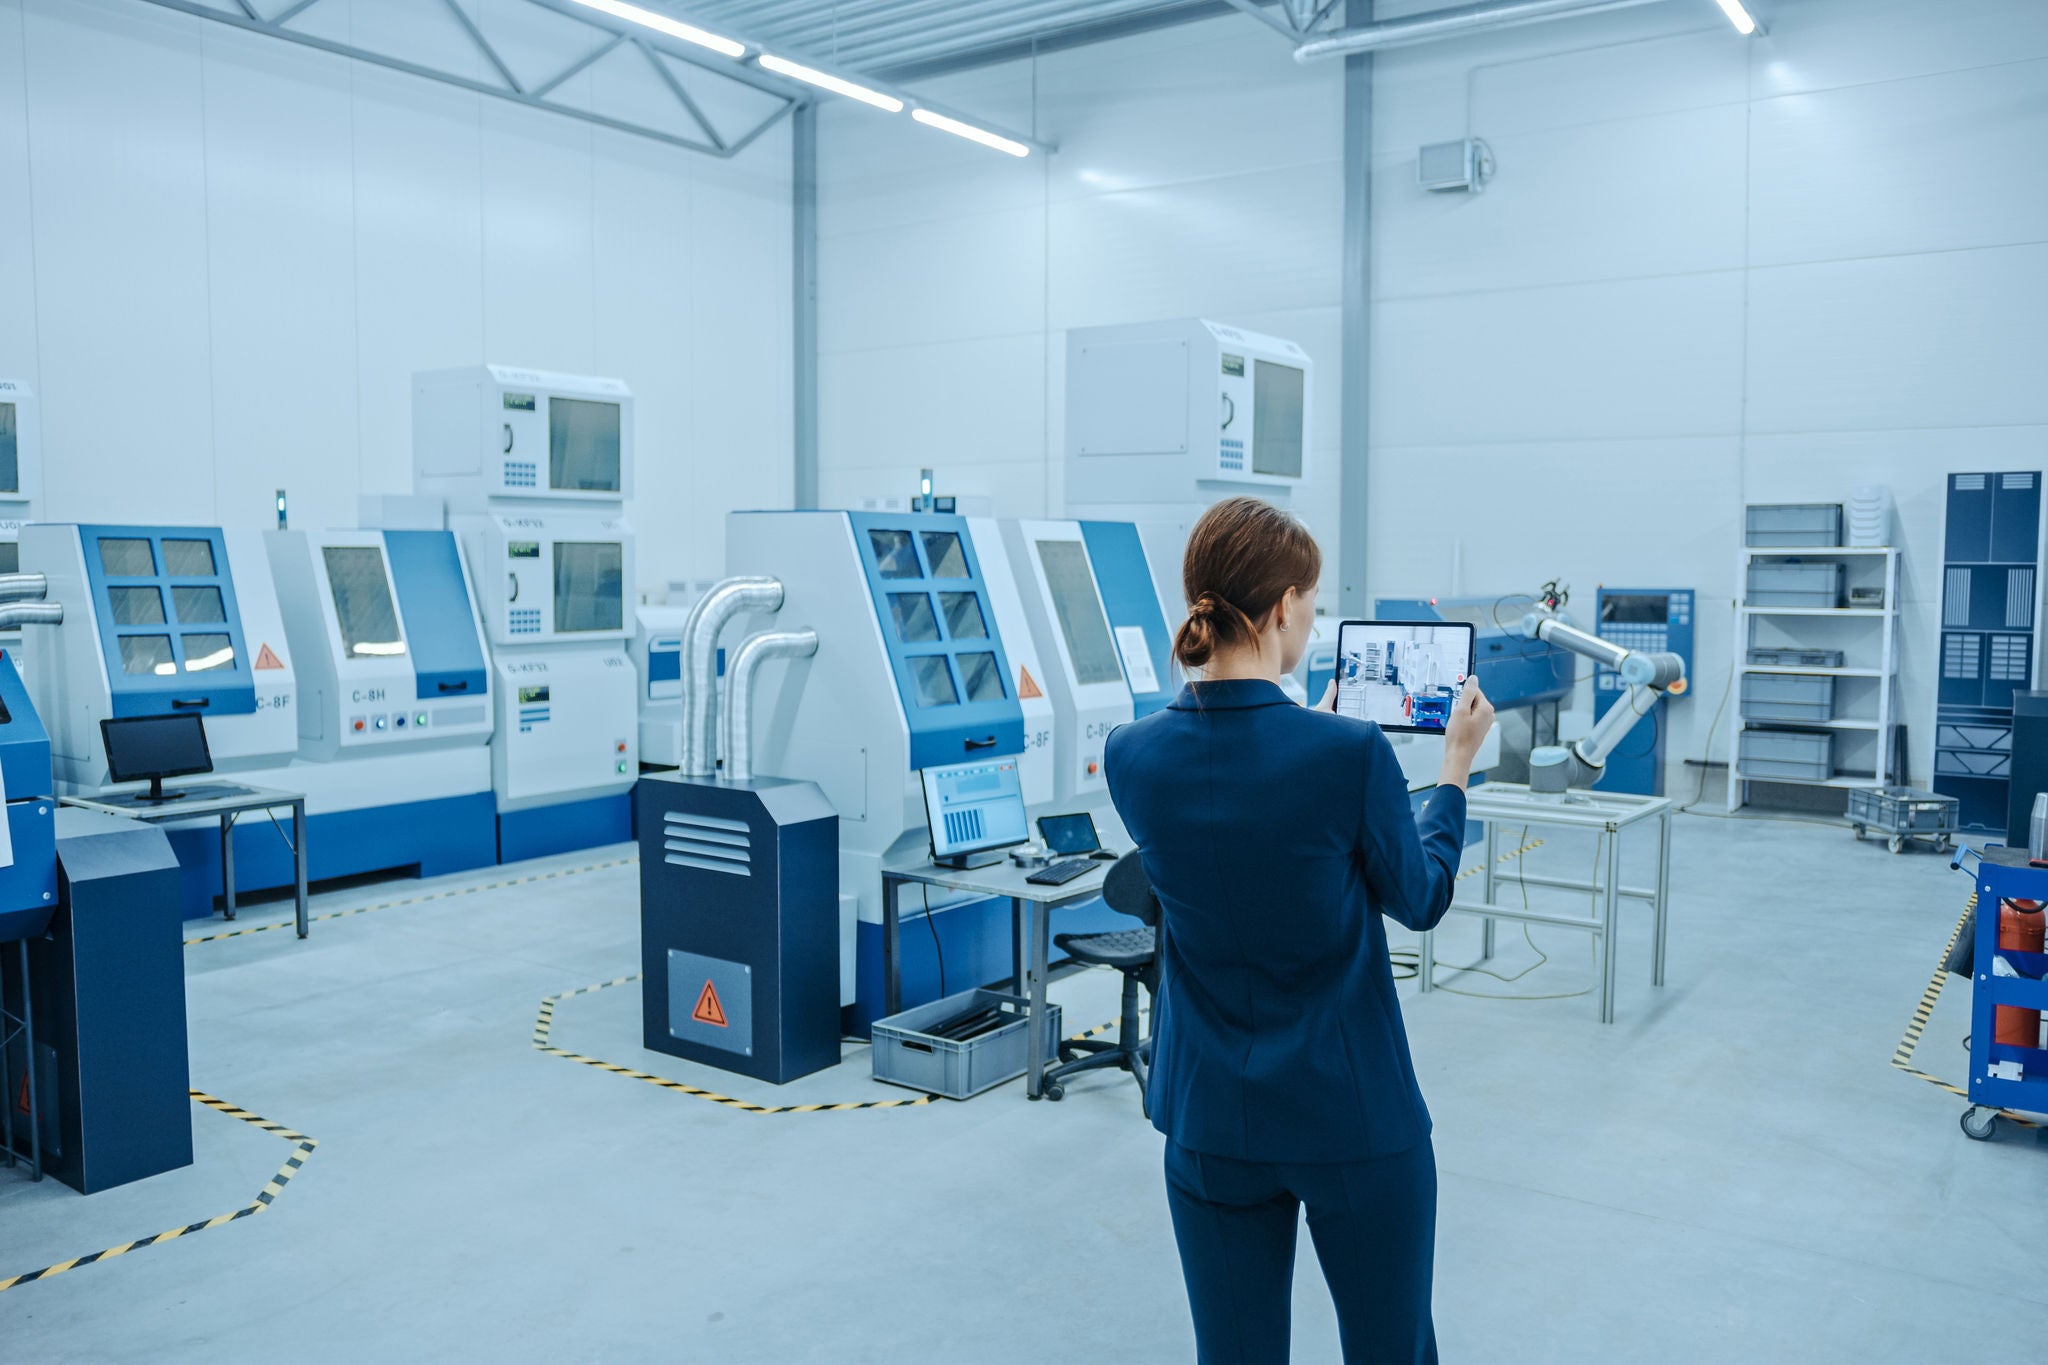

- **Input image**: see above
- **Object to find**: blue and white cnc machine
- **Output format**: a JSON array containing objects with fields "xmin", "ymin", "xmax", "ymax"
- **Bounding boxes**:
[{"xmin": 412, "ymin": 366, "xmax": 640, "ymax": 860}]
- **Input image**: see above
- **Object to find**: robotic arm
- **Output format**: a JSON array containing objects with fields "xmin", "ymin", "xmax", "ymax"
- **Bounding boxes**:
[{"xmin": 1519, "ymin": 611, "xmax": 1686, "ymax": 794}]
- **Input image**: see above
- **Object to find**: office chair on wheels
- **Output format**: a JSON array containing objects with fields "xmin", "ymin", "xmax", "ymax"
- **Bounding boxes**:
[{"xmin": 1039, "ymin": 851, "xmax": 1158, "ymax": 1109}]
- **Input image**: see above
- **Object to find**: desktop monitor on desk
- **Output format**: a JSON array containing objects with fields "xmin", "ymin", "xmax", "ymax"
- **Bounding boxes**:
[
  {"xmin": 100, "ymin": 713, "xmax": 214, "ymax": 803},
  {"xmin": 920, "ymin": 757, "xmax": 1030, "ymax": 869}
]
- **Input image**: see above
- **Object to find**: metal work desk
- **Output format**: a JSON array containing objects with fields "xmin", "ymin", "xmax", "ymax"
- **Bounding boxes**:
[
  {"xmin": 61, "ymin": 784, "xmax": 310, "ymax": 938},
  {"xmin": 880, "ymin": 857, "xmax": 1114, "ymax": 1100},
  {"xmin": 1420, "ymin": 783, "xmax": 1672, "ymax": 1024}
]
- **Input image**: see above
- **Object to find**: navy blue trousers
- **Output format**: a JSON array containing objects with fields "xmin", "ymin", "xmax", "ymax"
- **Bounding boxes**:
[{"xmin": 1163, "ymin": 1137, "xmax": 1439, "ymax": 1365}]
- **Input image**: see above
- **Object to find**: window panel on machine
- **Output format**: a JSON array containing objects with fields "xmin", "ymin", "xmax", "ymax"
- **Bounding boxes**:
[
  {"xmin": 99, "ymin": 537, "xmax": 156, "ymax": 577},
  {"xmin": 868, "ymin": 529, "xmax": 921, "ymax": 580},
  {"xmin": 553, "ymin": 541, "xmax": 625, "ymax": 633},
  {"xmin": 910, "ymin": 655, "xmax": 959, "ymax": 708},
  {"xmin": 183, "ymin": 634, "xmax": 236, "ymax": 672},
  {"xmin": 172, "ymin": 585, "xmax": 227, "ymax": 625},
  {"xmin": 110, "ymin": 586, "xmax": 167, "ymax": 626},
  {"xmin": 958, "ymin": 651, "xmax": 1006, "ymax": 703},
  {"xmin": 323, "ymin": 546, "xmax": 406, "ymax": 658},
  {"xmin": 162, "ymin": 538, "xmax": 217, "ymax": 577},
  {"xmin": 889, "ymin": 592, "xmax": 941, "ymax": 644},
  {"xmin": 940, "ymin": 592, "xmax": 987, "ymax": 640},
  {"xmin": 549, "ymin": 397, "xmax": 622, "ymax": 493},
  {"xmin": 1036, "ymin": 539, "xmax": 1124, "ymax": 686},
  {"xmin": 119, "ymin": 634, "xmax": 176, "ymax": 676},
  {"xmin": 920, "ymin": 531, "xmax": 969, "ymax": 580}
]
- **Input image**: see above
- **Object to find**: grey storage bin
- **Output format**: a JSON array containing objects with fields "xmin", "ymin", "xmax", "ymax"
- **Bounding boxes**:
[
  {"xmin": 871, "ymin": 988, "xmax": 1062, "ymax": 1100},
  {"xmin": 1748, "ymin": 647, "xmax": 1845, "ymax": 668},
  {"xmin": 1741, "ymin": 673, "xmax": 1836, "ymax": 722},
  {"xmin": 1748, "ymin": 561, "xmax": 1844, "ymax": 608},
  {"xmin": 1738, "ymin": 728, "xmax": 1834, "ymax": 782},
  {"xmin": 1747, "ymin": 503, "xmax": 1843, "ymax": 547},
  {"xmin": 1846, "ymin": 786, "xmax": 1958, "ymax": 837}
]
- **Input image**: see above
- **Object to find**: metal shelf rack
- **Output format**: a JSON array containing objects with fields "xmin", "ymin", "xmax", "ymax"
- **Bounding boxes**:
[{"xmin": 1728, "ymin": 546, "xmax": 1902, "ymax": 812}]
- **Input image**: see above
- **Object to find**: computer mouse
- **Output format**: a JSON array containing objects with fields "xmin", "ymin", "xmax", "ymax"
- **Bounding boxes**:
[{"xmin": 1089, "ymin": 849, "xmax": 1121, "ymax": 861}]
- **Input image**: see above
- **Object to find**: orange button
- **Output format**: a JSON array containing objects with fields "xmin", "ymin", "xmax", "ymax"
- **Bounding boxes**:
[
  {"xmin": 1087, "ymin": 761, "xmax": 1099, "ymax": 775},
  {"xmin": 352, "ymin": 720, "xmax": 365, "ymax": 732},
  {"xmin": 616, "ymin": 742, "xmax": 627, "ymax": 753}
]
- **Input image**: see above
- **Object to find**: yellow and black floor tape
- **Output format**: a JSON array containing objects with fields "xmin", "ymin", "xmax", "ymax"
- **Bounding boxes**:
[
  {"xmin": 182, "ymin": 855, "xmax": 637, "ymax": 946},
  {"xmin": 0, "ymin": 1091, "xmax": 317, "ymax": 1294},
  {"xmin": 534, "ymin": 974, "xmax": 1119, "ymax": 1114},
  {"xmin": 1890, "ymin": 893, "xmax": 2040, "ymax": 1130},
  {"xmin": 1454, "ymin": 837, "xmax": 1545, "ymax": 885}
]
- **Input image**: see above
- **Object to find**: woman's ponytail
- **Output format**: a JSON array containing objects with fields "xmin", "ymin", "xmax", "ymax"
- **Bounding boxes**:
[{"xmin": 1172, "ymin": 499, "xmax": 1322, "ymax": 673}]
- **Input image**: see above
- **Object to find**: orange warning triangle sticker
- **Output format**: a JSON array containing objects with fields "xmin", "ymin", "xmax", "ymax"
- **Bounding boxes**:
[
  {"xmin": 1018, "ymin": 665, "xmax": 1043, "ymax": 700},
  {"xmin": 254, "ymin": 643, "xmax": 285, "ymax": 671},
  {"xmin": 691, "ymin": 979, "xmax": 728, "ymax": 1028}
]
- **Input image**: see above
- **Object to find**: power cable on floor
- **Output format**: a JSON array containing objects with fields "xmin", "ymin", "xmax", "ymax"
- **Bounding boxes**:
[
  {"xmin": 1429, "ymin": 827, "xmax": 1597, "ymax": 1002},
  {"xmin": 920, "ymin": 882, "xmax": 947, "ymax": 999}
]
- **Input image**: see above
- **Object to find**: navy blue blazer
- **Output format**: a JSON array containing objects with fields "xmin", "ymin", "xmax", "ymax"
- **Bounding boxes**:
[{"xmin": 1104, "ymin": 678, "xmax": 1467, "ymax": 1164}]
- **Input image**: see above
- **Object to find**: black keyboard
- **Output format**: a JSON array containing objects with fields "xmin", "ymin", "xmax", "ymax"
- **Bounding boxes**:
[{"xmin": 1026, "ymin": 858, "xmax": 1095, "ymax": 886}]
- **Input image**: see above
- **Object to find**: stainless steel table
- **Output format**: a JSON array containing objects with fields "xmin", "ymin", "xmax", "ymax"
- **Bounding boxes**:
[
  {"xmin": 62, "ymin": 783, "xmax": 310, "ymax": 938},
  {"xmin": 880, "ymin": 857, "xmax": 1114, "ymax": 1100},
  {"xmin": 1419, "ymin": 782, "xmax": 1673, "ymax": 1024}
]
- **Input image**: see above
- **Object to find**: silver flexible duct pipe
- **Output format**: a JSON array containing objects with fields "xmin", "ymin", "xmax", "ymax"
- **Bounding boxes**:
[
  {"xmin": 720, "ymin": 629, "xmax": 819, "ymax": 785},
  {"xmin": 1294, "ymin": 0, "xmax": 1674, "ymax": 61},
  {"xmin": 0, "ymin": 573, "xmax": 49, "ymax": 604},
  {"xmin": 0, "ymin": 603, "xmax": 62, "ymax": 629},
  {"xmin": 679, "ymin": 576, "xmax": 784, "ymax": 778}
]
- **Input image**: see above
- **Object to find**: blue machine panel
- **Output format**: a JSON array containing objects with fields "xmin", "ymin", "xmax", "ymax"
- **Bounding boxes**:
[
  {"xmin": 0, "ymin": 648, "xmax": 50, "ymax": 805},
  {"xmin": 847, "ymin": 512, "xmax": 1025, "ymax": 772},
  {"xmin": 1593, "ymin": 588, "xmax": 1694, "ymax": 796},
  {"xmin": 80, "ymin": 525, "xmax": 256, "ymax": 717},
  {"xmin": 1936, "ymin": 471, "xmax": 2043, "ymax": 832},
  {"xmin": 1078, "ymin": 521, "xmax": 1174, "ymax": 718},
  {"xmin": 383, "ymin": 530, "xmax": 489, "ymax": 701},
  {"xmin": 1375, "ymin": 596, "xmax": 1573, "ymax": 709}
]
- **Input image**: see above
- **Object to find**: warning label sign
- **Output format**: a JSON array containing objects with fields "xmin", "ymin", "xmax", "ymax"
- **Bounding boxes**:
[
  {"xmin": 255, "ymin": 643, "xmax": 285, "ymax": 670},
  {"xmin": 1018, "ymin": 666, "xmax": 1043, "ymax": 700},
  {"xmin": 691, "ymin": 980, "xmax": 728, "ymax": 1028}
]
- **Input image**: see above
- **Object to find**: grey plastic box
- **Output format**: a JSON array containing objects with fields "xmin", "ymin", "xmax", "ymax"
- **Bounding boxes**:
[
  {"xmin": 1847, "ymin": 786, "xmax": 1958, "ymax": 836},
  {"xmin": 1749, "ymin": 647, "xmax": 1845, "ymax": 668},
  {"xmin": 1747, "ymin": 503, "xmax": 1843, "ymax": 547},
  {"xmin": 1748, "ymin": 561, "xmax": 1844, "ymax": 608},
  {"xmin": 1741, "ymin": 673, "xmax": 1837, "ymax": 723},
  {"xmin": 1739, "ymin": 728, "xmax": 1834, "ymax": 782},
  {"xmin": 871, "ymin": 988, "xmax": 1062, "ymax": 1100}
]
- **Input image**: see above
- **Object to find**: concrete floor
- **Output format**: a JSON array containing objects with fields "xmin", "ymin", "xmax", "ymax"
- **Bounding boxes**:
[{"xmin": 3, "ymin": 810, "xmax": 2045, "ymax": 1362}]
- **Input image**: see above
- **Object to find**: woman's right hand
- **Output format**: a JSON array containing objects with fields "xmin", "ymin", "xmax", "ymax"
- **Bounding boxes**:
[{"xmin": 1443, "ymin": 679, "xmax": 1496, "ymax": 768}]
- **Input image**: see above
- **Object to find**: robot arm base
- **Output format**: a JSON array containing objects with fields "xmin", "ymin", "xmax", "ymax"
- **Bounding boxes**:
[{"xmin": 1529, "ymin": 744, "xmax": 1602, "ymax": 794}]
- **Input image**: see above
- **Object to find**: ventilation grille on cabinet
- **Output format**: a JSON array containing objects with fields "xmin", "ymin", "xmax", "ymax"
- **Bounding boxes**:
[{"xmin": 664, "ymin": 811, "xmax": 752, "ymax": 877}]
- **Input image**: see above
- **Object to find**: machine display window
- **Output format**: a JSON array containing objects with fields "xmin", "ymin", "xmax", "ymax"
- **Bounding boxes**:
[
  {"xmin": 0, "ymin": 402, "xmax": 16, "ymax": 494},
  {"xmin": 162, "ymin": 539, "xmax": 217, "ymax": 577},
  {"xmin": 118, "ymin": 634, "xmax": 175, "ymax": 676},
  {"xmin": 1251, "ymin": 360, "xmax": 1305, "ymax": 478},
  {"xmin": 889, "ymin": 592, "xmax": 940, "ymax": 644},
  {"xmin": 910, "ymin": 655, "xmax": 958, "ymax": 708},
  {"xmin": 957, "ymin": 651, "xmax": 1005, "ymax": 703},
  {"xmin": 99, "ymin": 537, "xmax": 156, "ymax": 577},
  {"xmin": 110, "ymin": 586, "xmax": 167, "ymax": 626},
  {"xmin": 868, "ymin": 529, "xmax": 920, "ymax": 580},
  {"xmin": 553, "ymin": 541, "xmax": 624, "ymax": 633},
  {"xmin": 940, "ymin": 592, "xmax": 987, "ymax": 640},
  {"xmin": 323, "ymin": 546, "xmax": 406, "ymax": 657},
  {"xmin": 1035, "ymin": 540, "xmax": 1125, "ymax": 686},
  {"xmin": 172, "ymin": 585, "xmax": 227, "ymax": 625},
  {"xmin": 549, "ymin": 397, "xmax": 622, "ymax": 494},
  {"xmin": 1601, "ymin": 594, "xmax": 1669, "ymax": 625},
  {"xmin": 182, "ymin": 634, "xmax": 235, "ymax": 672},
  {"xmin": 0, "ymin": 543, "xmax": 16, "ymax": 575},
  {"xmin": 920, "ymin": 531, "xmax": 968, "ymax": 580}
]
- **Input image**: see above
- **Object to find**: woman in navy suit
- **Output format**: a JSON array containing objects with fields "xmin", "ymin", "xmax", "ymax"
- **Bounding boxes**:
[{"xmin": 1105, "ymin": 497, "xmax": 1494, "ymax": 1365}]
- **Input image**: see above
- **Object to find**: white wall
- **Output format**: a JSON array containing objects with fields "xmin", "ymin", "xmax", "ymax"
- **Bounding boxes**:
[
  {"xmin": 0, "ymin": 0, "xmax": 794, "ymax": 591},
  {"xmin": 817, "ymin": 0, "xmax": 2048, "ymax": 788}
]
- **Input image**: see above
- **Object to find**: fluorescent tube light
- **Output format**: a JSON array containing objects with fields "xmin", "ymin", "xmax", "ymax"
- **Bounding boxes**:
[
  {"xmin": 911, "ymin": 108, "xmax": 1030, "ymax": 158},
  {"xmin": 566, "ymin": 0, "xmax": 746, "ymax": 59},
  {"xmin": 757, "ymin": 54, "xmax": 904, "ymax": 112},
  {"xmin": 1713, "ymin": 0, "xmax": 1760, "ymax": 35}
]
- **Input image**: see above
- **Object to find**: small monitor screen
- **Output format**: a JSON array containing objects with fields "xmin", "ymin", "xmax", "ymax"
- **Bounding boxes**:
[
  {"xmin": 1601, "ymin": 594, "xmax": 1670, "ymax": 626},
  {"xmin": 922, "ymin": 758, "xmax": 1030, "ymax": 860},
  {"xmin": 1038, "ymin": 812, "xmax": 1100, "ymax": 856},
  {"xmin": 324, "ymin": 546, "xmax": 406, "ymax": 658},
  {"xmin": 1334, "ymin": 621, "xmax": 1476, "ymax": 735},
  {"xmin": 554, "ymin": 541, "xmax": 624, "ymax": 633},
  {"xmin": 101, "ymin": 713, "xmax": 213, "ymax": 784},
  {"xmin": 1252, "ymin": 360, "xmax": 1305, "ymax": 478},
  {"xmin": 0, "ymin": 402, "xmax": 16, "ymax": 494},
  {"xmin": 1036, "ymin": 539, "xmax": 1123, "ymax": 686},
  {"xmin": 549, "ymin": 397, "xmax": 622, "ymax": 493}
]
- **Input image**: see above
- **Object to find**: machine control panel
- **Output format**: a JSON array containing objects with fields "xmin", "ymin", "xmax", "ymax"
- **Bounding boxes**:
[
  {"xmin": 413, "ymin": 366, "xmax": 634, "ymax": 506},
  {"xmin": 460, "ymin": 512, "xmax": 635, "ymax": 647},
  {"xmin": 1592, "ymin": 587, "xmax": 1695, "ymax": 796}
]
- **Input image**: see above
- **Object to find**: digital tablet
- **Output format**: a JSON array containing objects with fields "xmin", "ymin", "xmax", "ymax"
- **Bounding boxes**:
[{"xmin": 1333, "ymin": 620, "xmax": 1477, "ymax": 735}]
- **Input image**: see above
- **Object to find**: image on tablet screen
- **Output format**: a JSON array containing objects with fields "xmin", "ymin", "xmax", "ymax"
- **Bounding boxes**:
[{"xmin": 1335, "ymin": 623, "xmax": 1468, "ymax": 732}]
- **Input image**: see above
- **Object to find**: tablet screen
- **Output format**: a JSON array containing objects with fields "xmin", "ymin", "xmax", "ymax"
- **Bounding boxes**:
[{"xmin": 1334, "ymin": 620, "xmax": 1476, "ymax": 735}]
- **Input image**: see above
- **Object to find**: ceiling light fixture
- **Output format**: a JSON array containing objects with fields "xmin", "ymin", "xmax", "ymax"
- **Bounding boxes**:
[
  {"xmin": 1712, "ymin": 0, "xmax": 1761, "ymax": 36},
  {"xmin": 564, "ymin": 0, "xmax": 747, "ymax": 60},
  {"xmin": 911, "ymin": 108, "xmax": 1030, "ymax": 158},
  {"xmin": 757, "ymin": 54, "xmax": 904, "ymax": 112}
]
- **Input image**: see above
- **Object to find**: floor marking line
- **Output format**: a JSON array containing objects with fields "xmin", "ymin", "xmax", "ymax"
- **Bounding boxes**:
[
  {"xmin": 0, "ymin": 1090, "xmax": 318, "ymax": 1294},
  {"xmin": 1889, "ymin": 893, "xmax": 2040, "ymax": 1130},
  {"xmin": 533, "ymin": 974, "xmax": 1118, "ymax": 1114},
  {"xmin": 181, "ymin": 856, "xmax": 638, "ymax": 946}
]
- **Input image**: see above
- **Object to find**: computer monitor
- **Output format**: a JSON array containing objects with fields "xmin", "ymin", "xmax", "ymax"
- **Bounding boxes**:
[
  {"xmin": 100, "ymin": 713, "xmax": 213, "ymax": 803},
  {"xmin": 920, "ymin": 757, "xmax": 1030, "ymax": 869}
]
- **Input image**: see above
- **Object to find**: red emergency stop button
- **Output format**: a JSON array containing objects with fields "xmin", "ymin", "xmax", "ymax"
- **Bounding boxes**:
[
  {"xmin": 1087, "ymin": 761, "xmax": 1099, "ymax": 775},
  {"xmin": 352, "ymin": 719, "xmax": 366, "ymax": 732},
  {"xmin": 616, "ymin": 742, "xmax": 627, "ymax": 753}
]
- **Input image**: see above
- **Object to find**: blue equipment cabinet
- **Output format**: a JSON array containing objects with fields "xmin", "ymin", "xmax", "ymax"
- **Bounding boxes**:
[
  {"xmin": 1959, "ymin": 846, "xmax": 2048, "ymax": 1140},
  {"xmin": 1593, "ymin": 588, "xmax": 1695, "ymax": 796}
]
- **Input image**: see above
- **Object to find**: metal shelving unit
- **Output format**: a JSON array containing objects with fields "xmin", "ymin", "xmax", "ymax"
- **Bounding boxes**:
[{"xmin": 1728, "ymin": 546, "xmax": 1902, "ymax": 812}]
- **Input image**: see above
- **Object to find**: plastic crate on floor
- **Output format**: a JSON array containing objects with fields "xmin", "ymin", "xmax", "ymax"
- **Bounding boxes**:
[{"xmin": 871, "ymin": 988, "xmax": 1062, "ymax": 1100}]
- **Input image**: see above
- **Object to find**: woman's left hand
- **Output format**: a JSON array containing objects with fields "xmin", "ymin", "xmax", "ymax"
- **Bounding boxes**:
[{"xmin": 1315, "ymin": 680, "xmax": 1337, "ymax": 711}]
